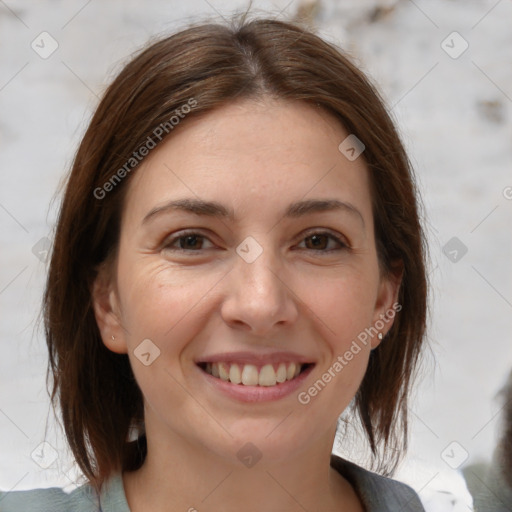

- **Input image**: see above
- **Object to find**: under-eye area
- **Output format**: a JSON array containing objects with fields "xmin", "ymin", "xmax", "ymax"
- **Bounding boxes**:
[{"xmin": 196, "ymin": 361, "xmax": 315, "ymax": 386}]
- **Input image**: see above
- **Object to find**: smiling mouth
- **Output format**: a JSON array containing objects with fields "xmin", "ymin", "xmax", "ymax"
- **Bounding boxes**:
[{"xmin": 197, "ymin": 362, "xmax": 314, "ymax": 387}]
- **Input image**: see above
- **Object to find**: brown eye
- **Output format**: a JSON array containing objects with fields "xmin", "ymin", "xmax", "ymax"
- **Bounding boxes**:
[
  {"xmin": 177, "ymin": 235, "xmax": 203, "ymax": 250},
  {"xmin": 163, "ymin": 232, "xmax": 213, "ymax": 252},
  {"xmin": 305, "ymin": 234, "xmax": 329, "ymax": 250},
  {"xmin": 298, "ymin": 231, "xmax": 348, "ymax": 253}
]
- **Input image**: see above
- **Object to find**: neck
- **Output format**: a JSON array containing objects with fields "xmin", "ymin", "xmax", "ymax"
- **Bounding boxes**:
[{"xmin": 123, "ymin": 424, "xmax": 362, "ymax": 512}]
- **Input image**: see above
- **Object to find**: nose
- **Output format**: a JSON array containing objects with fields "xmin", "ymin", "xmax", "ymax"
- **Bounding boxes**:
[{"xmin": 220, "ymin": 245, "xmax": 299, "ymax": 336}]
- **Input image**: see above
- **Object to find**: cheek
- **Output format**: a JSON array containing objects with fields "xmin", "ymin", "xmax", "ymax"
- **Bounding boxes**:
[
  {"xmin": 116, "ymin": 256, "xmax": 224, "ymax": 349},
  {"xmin": 116, "ymin": 261, "xmax": 220, "ymax": 409},
  {"xmin": 117, "ymin": 254, "xmax": 379, "ymax": 357},
  {"xmin": 293, "ymin": 271, "xmax": 377, "ymax": 402},
  {"xmin": 296, "ymin": 277, "xmax": 373, "ymax": 416},
  {"xmin": 296, "ymin": 268, "xmax": 379, "ymax": 343}
]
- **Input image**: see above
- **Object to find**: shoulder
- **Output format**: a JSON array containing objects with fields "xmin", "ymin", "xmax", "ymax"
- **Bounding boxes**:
[
  {"xmin": 0, "ymin": 473, "xmax": 129, "ymax": 512},
  {"xmin": 330, "ymin": 454, "xmax": 425, "ymax": 511},
  {"xmin": 0, "ymin": 484, "xmax": 98, "ymax": 512}
]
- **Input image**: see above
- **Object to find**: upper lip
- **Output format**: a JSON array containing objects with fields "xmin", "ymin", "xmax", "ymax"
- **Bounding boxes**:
[{"xmin": 195, "ymin": 351, "xmax": 315, "ymax": 365}]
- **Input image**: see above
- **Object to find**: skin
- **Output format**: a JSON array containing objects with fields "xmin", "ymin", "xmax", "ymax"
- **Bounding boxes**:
[{"xmin": 93, "ymin": 97, "xmax": 401, "ymax": 512}]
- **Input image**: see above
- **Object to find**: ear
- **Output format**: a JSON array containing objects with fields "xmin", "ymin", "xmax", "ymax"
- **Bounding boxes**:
[
  {"xmin": 91, "ymin": 262, "xmax": 128, "ymax": 354},
  {"xmin": 370, "ymin": 262, "xmax": 403, "ymax": 350}
]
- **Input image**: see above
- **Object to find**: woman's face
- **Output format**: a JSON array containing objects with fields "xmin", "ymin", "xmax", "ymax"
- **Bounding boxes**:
[{"xmin": 94, "ymin": 97, "xmax": 399, "ymax": 466}]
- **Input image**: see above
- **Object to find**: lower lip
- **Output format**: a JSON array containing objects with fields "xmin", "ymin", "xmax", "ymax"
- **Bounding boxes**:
[{"xmin": 198, "ymin": 364, "xmax": 315, "ymax": 403}]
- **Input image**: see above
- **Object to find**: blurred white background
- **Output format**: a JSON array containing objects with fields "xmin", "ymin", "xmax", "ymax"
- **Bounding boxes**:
[{"xmin": 1, "ymin": 0, "xmax": 511, "ymax": 510}]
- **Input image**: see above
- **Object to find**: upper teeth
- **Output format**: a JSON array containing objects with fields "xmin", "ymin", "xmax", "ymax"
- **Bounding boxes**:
[{"xmin": 205, "ymin": 362, "xmax": 302, "ymax": 386}]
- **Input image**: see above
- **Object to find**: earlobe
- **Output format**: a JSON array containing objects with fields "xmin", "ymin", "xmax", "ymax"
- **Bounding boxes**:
[
  {"xmin": 91, "ymin": 265, "xmax": 128, "ymax": 354},
  {"xmin": 371, "ymin": 265, "xmax": 403, "ymax": 349}
]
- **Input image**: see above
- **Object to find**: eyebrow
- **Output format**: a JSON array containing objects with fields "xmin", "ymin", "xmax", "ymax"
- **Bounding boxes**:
[{"xmin": 142, "ymin": 197, "xmax": 365, "ymax": 227}]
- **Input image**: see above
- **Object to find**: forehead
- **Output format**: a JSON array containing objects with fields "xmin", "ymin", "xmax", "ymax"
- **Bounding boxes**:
[{"xmin": 122, "ymin": 98, "xmax": 373, "ymax": 227}]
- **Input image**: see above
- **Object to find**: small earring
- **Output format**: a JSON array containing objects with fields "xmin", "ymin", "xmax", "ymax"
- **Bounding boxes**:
[
  {"xmin": 377, "ymin": 332, "xmax": 383, "ymax": 340},
  {"xmin": 111, "ymin": 335, "xmax": 115, "ymax": 341}
]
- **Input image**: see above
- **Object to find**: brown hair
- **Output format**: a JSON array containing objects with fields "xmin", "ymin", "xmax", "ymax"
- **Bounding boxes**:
[{"xmin": 44, "ymin": 14, "xmax": 427, "ymax": 490}]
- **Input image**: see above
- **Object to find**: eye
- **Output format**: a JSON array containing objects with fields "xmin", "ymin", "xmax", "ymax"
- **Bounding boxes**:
[
  {"xmin": 295, "ymin": 231, "xmax": 349, "ymax": 253},
  {"xmin": 163, "ymin": 231, "xmax": 214, "ymax": 252},
  {"xmin": 162, "ymin": 229, "xmax": 349, "ymax": 255}
]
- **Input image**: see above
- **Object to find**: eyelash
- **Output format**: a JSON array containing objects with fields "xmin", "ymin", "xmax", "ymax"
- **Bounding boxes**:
[{"xmin": 162, "ymin": 230, "xmax": 349, "ymax": 255}]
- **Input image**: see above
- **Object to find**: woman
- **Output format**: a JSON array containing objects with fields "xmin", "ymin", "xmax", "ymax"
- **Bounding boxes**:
[{"xmin": 0, "ymin": 15, "xmax": 427, "ymax": 511}]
